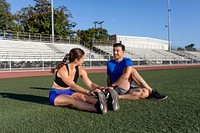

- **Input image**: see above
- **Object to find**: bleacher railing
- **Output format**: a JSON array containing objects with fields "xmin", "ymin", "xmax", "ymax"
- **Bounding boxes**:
[
  {"xmin": 0, "ymin": 30, "xmax": 80, "ymax": 44},
  {"xmin": 0, "ymin": 30, "xmax": 200, "ymax": 71},
  {"xmin": 0, "ymin": 51, "xmax": 199, "ymax": 71},
  {"xmin": 0, "ymin": 52, "xmax": 110, "ymax": 71}
]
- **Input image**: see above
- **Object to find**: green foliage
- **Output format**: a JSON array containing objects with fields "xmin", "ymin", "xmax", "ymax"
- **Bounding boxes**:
[
  {"xmin": 185, "ymin": 43, "xmax": 197, "ymax": 51},
  {"xmin": 0, "ymin": 0, "xmax": 14, "ymax": 30},
  {"xmin": 177, "ymin": 47, "xmax": 185, "ymax": 51},
  {"xmin": 0, "ymin": 68, "xmax": 200, "ymax": 132},
  {"xmin": 177, "ymin": 43, "xmax": 197, "ymax": 51},
  {"xmin": 77, "ymin": 28, "xmax": 109, "ymax": 48},
  {"xmin": 12, "ymin": 0, "xmax": 76, "ymax": 36}
]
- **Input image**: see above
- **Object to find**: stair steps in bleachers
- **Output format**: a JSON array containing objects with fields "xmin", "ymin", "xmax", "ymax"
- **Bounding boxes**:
[{"xmin": 45, "ymin": 44, "xmax": 64, "ymax": 54}]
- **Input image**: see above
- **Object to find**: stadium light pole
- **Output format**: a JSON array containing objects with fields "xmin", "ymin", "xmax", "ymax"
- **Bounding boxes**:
[
  {"xmin": 167, "ymin": 0, "xmax": 171, "ymax": 52},
  {"xmin": 98, "ymin": 21, "xmax": 104, "ymax": 28},
  {"xmin": 51, "ymin": 0, "xmax": 54, "ymax": 44},
  {"xmin": 93, "ymin": 21, "xmax": 98, "ymax": 29}
]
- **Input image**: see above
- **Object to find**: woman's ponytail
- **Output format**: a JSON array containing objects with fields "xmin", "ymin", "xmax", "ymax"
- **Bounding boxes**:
[{"xmin": 50, "ymin": 53, "xmax": 69, "ymax": 74}]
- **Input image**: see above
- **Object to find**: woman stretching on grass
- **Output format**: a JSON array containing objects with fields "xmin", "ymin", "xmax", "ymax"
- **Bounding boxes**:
[{"xmin": 49, "ymin": 48, "xmax": 119, "ymax": 114}]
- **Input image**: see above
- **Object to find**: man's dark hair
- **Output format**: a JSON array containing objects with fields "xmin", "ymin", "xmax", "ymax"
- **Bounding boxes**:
[{"xmin": 113, "ymin": 43, "xmax": 125, "ymax": 51}]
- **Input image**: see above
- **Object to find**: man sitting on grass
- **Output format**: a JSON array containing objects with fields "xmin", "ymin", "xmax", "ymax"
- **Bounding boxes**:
[{"xmin": 106, "ymin": 43, "xmax": 168, "ymax": 100}]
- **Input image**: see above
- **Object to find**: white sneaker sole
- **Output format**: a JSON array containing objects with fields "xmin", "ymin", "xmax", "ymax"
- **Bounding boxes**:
[
  {"xmin": 98, "ymin": 92, "xmax": 108, "ymax": 114},
  {"xmin": 109, "ymin": 90, "xmax": 120, "ymax": 111}
]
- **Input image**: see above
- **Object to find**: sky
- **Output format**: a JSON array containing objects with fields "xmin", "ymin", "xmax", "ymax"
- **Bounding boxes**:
[{"xmin": 6, "ymin": 0, "xmax": 200, "ymax": 48}]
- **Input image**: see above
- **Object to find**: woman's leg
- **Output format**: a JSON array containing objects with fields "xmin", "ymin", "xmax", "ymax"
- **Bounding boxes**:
[
  {"xmin": 54, "ymin": 94, "xmax": 97, "ymax": 112},
  {"xmin": 72, "ymin": 92, "xmax": 97, "ymax": 104}
]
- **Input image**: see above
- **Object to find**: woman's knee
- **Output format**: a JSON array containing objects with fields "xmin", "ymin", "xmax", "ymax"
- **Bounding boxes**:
[
  {"xmin": 54, "ymin": 95, "xmax": 74, "ymax": 106},
  {"xmin": 72, "ymin": 92, "xmax": 88, "ymax": 101}
]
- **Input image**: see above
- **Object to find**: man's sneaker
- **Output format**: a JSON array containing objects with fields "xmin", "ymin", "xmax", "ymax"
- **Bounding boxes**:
[
  {"xmin": 107, "ymin": 90, "xmax": 120, "ymax": 111},
  {"xmin": 95, "ymin": 92, "xmax": 107, "ymax": 114},
  {"xmin": 149, "ymin": 89, "xmax": 168, "ymax": 100}
]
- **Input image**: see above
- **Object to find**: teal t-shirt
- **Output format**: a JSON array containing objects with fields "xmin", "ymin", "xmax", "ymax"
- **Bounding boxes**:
[{"xmin": 107, "ymin": 57, "xmax": 132, "ymax": 84}]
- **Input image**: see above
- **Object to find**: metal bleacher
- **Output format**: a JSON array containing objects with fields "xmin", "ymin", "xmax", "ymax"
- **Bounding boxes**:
[
  {"xmin": 94, "ymin": 45, "xmax": 187, "ymax": 61},
  {"xmin": 0, "ymin": 40, "xmax": 63, "ymax": 61},
  {"xmin": 0, "ymin": 40, "xmax": 199, "ymax": 70},
  {"xmin": 175, "ymin": 51, "xmax": 200, "ymax": 60},
  {"xmin": 52, "ymin": 43, "xmax": 104, "ymax": 60},
  {"xmin": 0, "ymin": 40, "xmax": 107, "ymax": 62}
]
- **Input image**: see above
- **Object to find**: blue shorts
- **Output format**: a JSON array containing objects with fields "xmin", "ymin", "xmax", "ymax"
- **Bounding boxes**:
[{"xmin": 49, "ymin": 88, "xmax": 75, "ymax": 106}]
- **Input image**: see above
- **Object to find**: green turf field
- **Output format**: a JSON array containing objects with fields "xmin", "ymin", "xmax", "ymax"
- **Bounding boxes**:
[{"xmin": 0, "ymin": 68, "xmax": 200, "ymax": 133}]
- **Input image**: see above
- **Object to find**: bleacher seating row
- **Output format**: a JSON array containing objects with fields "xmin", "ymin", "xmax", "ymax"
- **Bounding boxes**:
[
  {"xmin": 0, "ymin": 40, "xmax": 106, "ymax": 62},
  {"xmin": 94, "ymin": 45, "xmax": 199, "ymax": 61},
  {"xmin": 0, "ymin": 40, "xmax": 200, "ymax": 63}
]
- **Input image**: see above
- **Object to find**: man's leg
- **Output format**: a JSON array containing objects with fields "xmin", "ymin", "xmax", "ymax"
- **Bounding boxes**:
[
  {"xmin": 112, "ymin": 78, "xmax": 148, "ymax": 100},
  {"xmin": 112, "ymin": 67, "xmax": 167, "ymax": 100},
  {"xmin": 118, "ymin": 88, "xmax": 149, "ymax": 100},
  {"xmin": 131, "ymin": 68, "xmax": 153, "ymax": 93},
  {"xmin": 131, "ymin": 67, "xmax": 168, "ymax": 100}
]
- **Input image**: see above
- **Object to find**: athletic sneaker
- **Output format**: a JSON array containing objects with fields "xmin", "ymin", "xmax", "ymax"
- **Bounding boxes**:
[
  {"xmin": 107, "ymin": 90, "xmax": 120, "ymax": 111},
  {"xmin": 95, "ymin": 92, "xmax": 108, "ymax": 114},
  {"xmin": 149, "ymin": 89, "xmax": 168, "ymax": 100}
]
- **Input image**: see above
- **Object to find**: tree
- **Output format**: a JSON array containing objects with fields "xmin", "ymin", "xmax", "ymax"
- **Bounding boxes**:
[
  {"xmin": 0, "ymin": 0, "xmax": 14, "ymax": 30},
  {"xmin": 14, "ymin": 0, "xmax": 76, "ymax": 36},
  {"xmin": 177, "ymin": 47, "xmax": 185, "ymax": 51},
  {"xmin": 12, "ymin": 11, "xmax": 24, "ymax": 31},
  {"xmin": 77, "ymin": 28, "xmax": 109, "ymax": 48},
  {"xmin": 185, "ymin": 43, "xmax": 197, "ymax": 51}
]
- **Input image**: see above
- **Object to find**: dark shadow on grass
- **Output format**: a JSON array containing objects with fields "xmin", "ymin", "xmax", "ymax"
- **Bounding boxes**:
[
  {"xmin": 0, "ymin": 92, "xmax": 49, "ymax": 105},
  {"xmin": 0, "ymin": 93, "xmax": 99, "ymax": 114},
  {"xmin": 29, "ymin": 87, "xmax": 50, "ymax": 91}
]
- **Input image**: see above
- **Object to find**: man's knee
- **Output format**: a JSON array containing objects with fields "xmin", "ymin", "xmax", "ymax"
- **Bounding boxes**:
[
  {"xmin": 131, "ymin": 67, "xmax": 137, "ymax": 74},
  {"xmin": 140, "ymin": 89, "xmax": 149, "ymax": 98}
]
